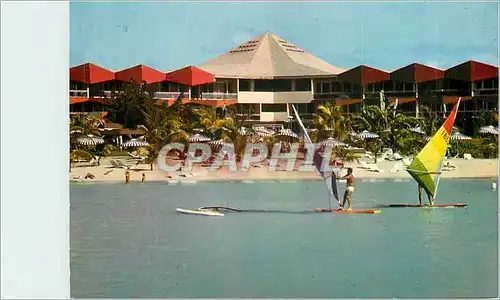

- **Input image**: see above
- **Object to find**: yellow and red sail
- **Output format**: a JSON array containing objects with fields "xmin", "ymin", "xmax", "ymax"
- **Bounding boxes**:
[{"xmin": 406, "ymin": 99, "xmax": 461, "ymax": 199}]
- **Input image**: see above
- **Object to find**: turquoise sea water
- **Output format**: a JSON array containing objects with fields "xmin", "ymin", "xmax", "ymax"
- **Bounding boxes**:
[{"xmin": 71, "ymin": 179, "xmax": 498, "ymax": 298}]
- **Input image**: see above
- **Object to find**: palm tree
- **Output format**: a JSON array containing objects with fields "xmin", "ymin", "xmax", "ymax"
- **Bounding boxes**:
[
  {"xmin": 141, "ymin": 93, "xmax": 189, "ymax": 171},
  {"xmin": 383, "ymin": 102, "xmax": 419, "ymax": 154},
  {"xmin": 105, "ymin": 80, "xmax": 150, "ymax": 128},
  {"xmin": 195, "ymin": 106, "xmax": 234, "ymax": 138},
  {"xmin": 418, "ymin": 105, "xmax": 444, "ymax": 137},
  {"xmin": 351, "ymin": 105, "xmax": 388, "ymax": 161},
  {"xmin": 69, "ymin": 115, "xmax": 111, "ymax": 169},
  {"xmin": 314, "ymin": 102, "xmax": 352, "ymax": 142}
]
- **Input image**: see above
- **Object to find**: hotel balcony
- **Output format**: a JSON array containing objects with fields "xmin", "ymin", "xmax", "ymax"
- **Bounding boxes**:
[
  {"xmin": 199, "ymin": 92, "xmax": 238, "ymax": 100},
  {"xmin": 154, "ymin": 91, "xmax": 186, "ymax": 100},
  {"xmin": 70, "ymin": 89, "xmax": 89, "ymax": 97}
]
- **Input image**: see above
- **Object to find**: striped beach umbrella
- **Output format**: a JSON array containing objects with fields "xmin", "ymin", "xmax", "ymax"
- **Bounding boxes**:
[
  {"xmin": 76, "ymin": 134, "xmax": 105, "ymax": 146},
  {"xmin": 276, "ymin": 129, "xmax": 299, "ymax": 139},
  {"xmin": 409, "ymin": 126, "xmax": 426, "ymax": 135},
  {"xmin": 122, "ymin": 138, "xmax": 149, "ymax": 148},
  {"xmin": 318, "ymin": 137, "xmax": 347, "ymax": 148},
  {"xmin": 451, "ymin": 132, "xmax": 472, "ymax": 141},
  {"xmin": 479, "ymin": 125, "xmax": 499, "ymax": 135},
  {"xmin": 356, "ymin": 130, "xmax": 379, "ymax": 139},
  {"xmin": 253, "ymin": 127, "xmax": 275, "ymax": 137},
  {"xmin": 188, "ymin": 133, "xmax": 211, "ymax": 143}
]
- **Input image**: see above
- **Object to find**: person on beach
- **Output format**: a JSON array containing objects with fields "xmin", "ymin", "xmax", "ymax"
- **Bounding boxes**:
[
  {"xmin": 141, "ymin": 172, "xmax": 146, "ymax": 183},
  {"xmin": 125, "ymin": 167, "xmax": 130, "ymax": 184},
  {"xmin": 340, "ymin": 168, "xmax": 355, "ymax": 210},
  {"xmin": 418, "ymin": 184, "xmax": 434, "ymax": 205}
]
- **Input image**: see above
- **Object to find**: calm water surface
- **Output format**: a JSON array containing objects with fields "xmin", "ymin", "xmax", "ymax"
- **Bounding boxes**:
[{"xmin": 71, "ymin": 179, "xmax": 498, "ymax": 298}]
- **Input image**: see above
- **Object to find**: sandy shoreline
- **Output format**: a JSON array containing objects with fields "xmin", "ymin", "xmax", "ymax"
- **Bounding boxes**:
[{"xmin": 70, "ymin": 157, "xmax": 499, "ymax": 184}]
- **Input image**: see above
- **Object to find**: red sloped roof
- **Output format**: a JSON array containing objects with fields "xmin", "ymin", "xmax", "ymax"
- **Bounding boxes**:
[
  {"xmin": 115, "ymin": 64, "xmax": 166, "ymax": 84},
  {"xmin": 445, "ymin": 60, "xmax": 498, "ymax": 82},
  {"xmin": 391, "ymin": 63, "xmax": 444, "ymax": 84},
  {"xmin": 70, "ymin": 63, "xmax": 115, "ymax": 84},
  {"xmin": 166, "ymin": 66, "xmax": 215, "ymax": 86},
  {"xmin": 470, "ymin": 61, "xmax": 498, "ymax": 81},
  {"xmin": 338, "ymin": 65, "xmax": 389, "ymax": 85},
  {"xmin": 360, "ymin": 65, "xmax": 390, "ymax": 85}
]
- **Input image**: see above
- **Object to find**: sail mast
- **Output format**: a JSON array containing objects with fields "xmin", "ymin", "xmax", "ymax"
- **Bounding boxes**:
[{"xmin": 290, "ymin": 104, "xmax": 339, "ymax": 209}]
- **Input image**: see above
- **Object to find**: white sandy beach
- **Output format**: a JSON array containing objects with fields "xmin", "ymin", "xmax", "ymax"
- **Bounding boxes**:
[{"xmin": 70, "ymin": 156, "xmax": 499, "ymax": 183}]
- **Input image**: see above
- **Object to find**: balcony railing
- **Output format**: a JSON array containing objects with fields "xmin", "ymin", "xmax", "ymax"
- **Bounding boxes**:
[
  {"xmin": 313, "ymin": 92, "xmax": 349, "ymax": 100},
  {"xmin": 155, "ymin": 91, "xmax": 185, "ymax": 99},
  {"xmin": 197, "ymin": 92, "xmax": 238, "ymax": 100},
  {"xmin": 473, "ymin": 88, "xmax": 498, "ymax": 96},
  {"xmin": 70, "ymin": 90, "xmax": 239, "ymax": 101},
  {"xmin": 70, "ymin": 90, "xmax": 88, "ymax": 97}
]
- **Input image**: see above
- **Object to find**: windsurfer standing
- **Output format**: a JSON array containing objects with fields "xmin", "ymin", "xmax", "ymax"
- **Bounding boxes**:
[
  {"xmin": 418, "ymin": 184, "xmax": 434, "ymax": 205},
  {"xmin": 340, "ymin": 168, "xmax": 355, "ymax": 210}
]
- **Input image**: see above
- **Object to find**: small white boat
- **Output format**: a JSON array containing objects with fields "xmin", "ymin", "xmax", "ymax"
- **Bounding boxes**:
[{"xmin": 176, "ymin": 208, "xmax": 224, "ymax": 217}]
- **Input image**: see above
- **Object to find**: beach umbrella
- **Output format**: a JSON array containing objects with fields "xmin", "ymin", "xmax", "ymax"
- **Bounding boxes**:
[
  {"xmin": 238, "ymin": 127, "xmax": 251, "ymax": 135},
  {"xmin": 76, "ymin": 134, "xmax": 105, "ymax": 146},
  {"xmin": 356, "ymin": 130, "xmax": 379, "ymax": 139},
  {"xmin": 409, "ymin": 126, "xmax": 426, "ymax": 135},
  {"xmin": 122, "ymin": 138, "xmax": 149, "ymax": 148},
  {"xmin": 318, "ymin": 137, "xmax": 347, "ymax": 148},
  {"xmin": 479, "ymin": 125, "xmax": 499, "ymax": 135},
  {"xmin": 276, "ymin": 129, "xmax": 299, "ymax": 140},
  {"xmin": 188, "ymin": 133, "xmax": 211, "ymax": 143},
  {"xmin": 451, "ymin": 132, "xmax": 472, "ymax": 141},
  {"xmin": 253, "ymin": 126, "xmax": 275, "ymax": 137}
]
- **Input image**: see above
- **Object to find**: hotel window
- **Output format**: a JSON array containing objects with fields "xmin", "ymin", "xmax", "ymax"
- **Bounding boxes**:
[
  {"xmin": 322, "ymin": 82, "xmax": 332, "ymax": 93},
  {"xmin": 374, "ymin": 82, "xmax": 383, "ymax": 91},
  {"xmin": 405, "ymin": 83, "xmax": 414, "ymax": 92},
  {"xmin": 343, "ymin": 83, "xmax": 351, "ymax": 92},
  {"xmin": 295, "ymin": 79, "xmax": 311, "ymax": 91},
  {"xmin": 239, "ymin": 79, "xmax": 251, "ymax": 91},
  {"xmin": 332, "ymin": 82, "xmax": 342, "ymax": 93},
  {"xmin": 261, "ymin": 104, "xmax": 287, "ymax": 113},
  {"xmin": 383, "ymin": 81, "xmax": 394, "ymax": 92},
  {"xmin": 394, "ymin": 82, "xmax": 404, "ymax": 91},
  {"xmin": 315, "ymin": 82, "xmax": 322, "ymax": 94},
  {"xmin": 254, "ymin": 79, "xmax": 292, "ymax": 92}
]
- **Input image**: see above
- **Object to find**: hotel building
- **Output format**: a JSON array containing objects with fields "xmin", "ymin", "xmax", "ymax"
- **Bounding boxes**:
[{"xmin": 70, "ymin": 32, "xmax": 499, "ymax": 129}]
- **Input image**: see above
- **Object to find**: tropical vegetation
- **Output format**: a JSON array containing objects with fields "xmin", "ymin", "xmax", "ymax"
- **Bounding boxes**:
[{"xmin": 71, "ymin": 80, "xmax": 498, "ymax": 173}]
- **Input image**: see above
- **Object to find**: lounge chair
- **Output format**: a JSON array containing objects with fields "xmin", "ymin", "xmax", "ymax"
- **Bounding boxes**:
[
  {"xmin": 115, "ymin": 160, "xmax": 130, "ymax": 168},
  {"xmin": 390, "ymin": 162, "xmax": 404, "ymax": 172},
  {"xmin": 107, "ymin": 160, "xmax": 119, "ymax": 168},
  {"xmin": 358, "ymin": 161, "xmax": 377, "ymax": 170},
  {"xmin": 442, "ymin": 161, "xmax": 457, "ymax": 171},
  {"xmin": 366, "ymin": 165, "xmax": 384, "ymax": 173},
  {"xmin": 402, "ymin": 158, "xmax": 412, "ymax": 167},
  {"xmin": 392, "ymin": 153, "xmax": 403, "ymax": 160}
]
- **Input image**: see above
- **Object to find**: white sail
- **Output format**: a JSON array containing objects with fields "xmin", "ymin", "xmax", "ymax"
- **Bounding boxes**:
[{"xmin": 290, "ymin": 104, "xmax": 340, "ymax": 208}]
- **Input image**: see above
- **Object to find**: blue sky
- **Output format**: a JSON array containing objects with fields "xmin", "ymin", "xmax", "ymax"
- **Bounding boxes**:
[{"xmin": 70, "ymin": 1, "xmax": 498, "ymax": 72}]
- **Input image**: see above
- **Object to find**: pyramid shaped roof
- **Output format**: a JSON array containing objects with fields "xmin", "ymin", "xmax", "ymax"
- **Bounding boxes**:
[{"xmin": 198, "ymin": 32, "xmax": 345, "ymax": 79}]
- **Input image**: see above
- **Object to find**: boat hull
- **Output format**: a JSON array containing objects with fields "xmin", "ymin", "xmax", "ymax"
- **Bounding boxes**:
[
  {"xmin": 176, "ymin": 208, "xmax": 224, "ymax": 216},
  {"xmin": 314, "ymin": 208, "xmax": 381, "ymax": 214},
  {"xmin": 377, "ymin": 203, "xmax": 467, "ymax": 208}
]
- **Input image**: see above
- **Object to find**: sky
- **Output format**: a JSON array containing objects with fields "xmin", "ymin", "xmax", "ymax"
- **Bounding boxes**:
[{"xmin": 70, "ymin": 1, "xmax": 499, "ymax": 72}]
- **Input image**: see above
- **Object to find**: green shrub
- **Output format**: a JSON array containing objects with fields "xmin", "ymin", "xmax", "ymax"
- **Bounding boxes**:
[{"xmin": 448, "ymin": 139, "xmax": 498, "ymax": 159}]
